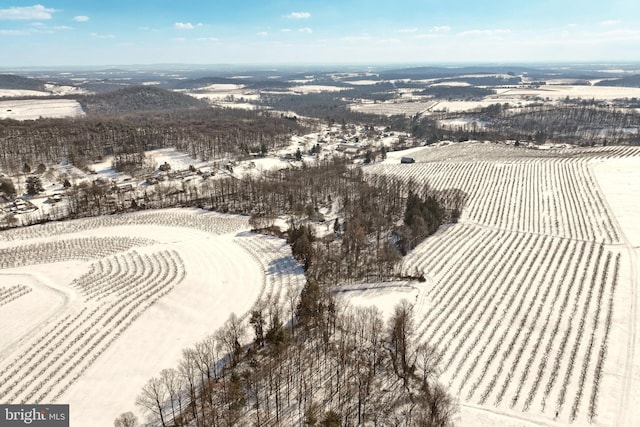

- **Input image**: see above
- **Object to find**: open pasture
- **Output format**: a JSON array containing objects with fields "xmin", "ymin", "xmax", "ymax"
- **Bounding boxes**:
[
  {"xmin": 0, "ymin": 208, "xmax": 305, "ymax": 426},
  {"xmin": 0, "ymin": 99, "xmax": 85, "ymax": 120},
  {"xmin": 367, "ymin": 144, "xmax": 640, "ymax": 426}
]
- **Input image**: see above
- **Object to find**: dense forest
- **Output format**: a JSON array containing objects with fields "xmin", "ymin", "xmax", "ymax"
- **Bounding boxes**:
[
  {"xmin": 78, "ymin": 86, "xmax": 209, "ymax": 115},
  {"xmin": 0, "ymin": 107, "xmax": 308, "ymax": 172}
]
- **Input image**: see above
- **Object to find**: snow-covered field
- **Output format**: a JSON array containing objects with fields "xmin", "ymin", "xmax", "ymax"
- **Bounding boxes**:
[
  {"xmin": 494, "ymin": 85, "xmax": 640, "ymax": 101},
  {"xmin": 350, "ymin": 84, "xmax": 640, "ymax": 116},
  {"xmin": 365, "ymin": 143, "xmax": 640, "ymax": 427},
  {"xmin": 0, "ymin": 209, "xmax": 305, "ymax": 426},
  {"xmin": 0, "ymin": 99, "xmax": 85, "ymax": 120}
]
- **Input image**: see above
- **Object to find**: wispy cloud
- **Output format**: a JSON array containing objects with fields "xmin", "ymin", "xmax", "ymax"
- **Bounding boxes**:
[
  {"xmin": 0, "ymin": 5, "xmax": 56, "ymax": 20},
  {"xmin": 600, "ymin": 20, "xmax": 621, "ymax": 26},
  {"xmin": 73, "ymin": 15, "xmax": 89, "ymax": 23},
  {"xmin": 342, "ymin": 35, "xmax": 372, "ymax": 43},
  {"xmin": 398, "ymin": 28, "xmax": 418, "ymax": 33},
  {"xmin": 197, "ymin": 37, "xmax": 219, "ymax": 42},
  {"xmin": 256, "ymin": 31, "xmax": 268, "ymax": 37},
  {"xmin": 298, "ymin": 27, "xmax": 312, "ymax": 33},
  {"xmin": 431, "ymin": 25, "xmax": 451, "ymax": 33},
  {"xmin": 91, "ymin": 32, "xmax": 115, "ymax": 39},
  {"xmin": 415, "ymin": 25, "xmax": 452, "ymax": 39},
  {"xmin": 415, "ymin": 33, "xmax": 441, "ymax": 39},
  {"xmin": 174, "ymin": 22, "xmax": 202, "ymax": 30},
  {"xmin": 280, "ymin": 28, "xmax": 292, "ymax": 32},
  {"xmin": 287, "ymin": 12, "xmax": 311, "ymax": 19},
  {"xmin": 0, "ymin": 29, "xmax": 30, "ymax": 35},
  {"xmin": 458, "ymin": 29, "xmax": 511, "ymax": 37}
]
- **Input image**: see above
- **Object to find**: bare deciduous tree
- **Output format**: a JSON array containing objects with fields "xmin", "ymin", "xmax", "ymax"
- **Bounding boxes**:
[
  {"xmin": 113, "ymin": 411, "xmax": 138, "ymax": 427},
  {"xmin": 136, "ymin": 376, "xmax": 167, "ymax": 427}
]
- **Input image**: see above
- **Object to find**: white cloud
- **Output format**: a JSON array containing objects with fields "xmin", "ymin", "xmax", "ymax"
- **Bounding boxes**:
[
  {"xmin": 298, "ymin": 27, "xmax": 312, "ymax": 33},
  {"xmin": 415, "ymin": 33, "xmax": 441, "ymax": 39},
  {"xmin": 342, "ymin": 35, "xmax": 372, "ymax": 43},
  {"xmin": 174, "ymin": 22, "xmax": 202, "ymax": 30},
  {"xmin": 0, "ymin": 29, "xmax": 29, "ymax": 35},
  {"xmin": 197, "ymin": 37, "xmax": 219, "ymax": 42},
  {"xmin": 431, "ymin": 25, "xmax": 451, "ymax": 33},
  {"xmin": 0, "ymin": 5, "xmax": 56, "ymax": 20},
  {"xmin": 280, "ymin": 28, "xmax": 292, "ymax": 32},
  {"xmin": 91, "ymin": 32, "xmax": 115, "ymax": 39},
  {"xmin": 287, "ymin": 12, "xmax": 311, "ymax": 19},
  {"xmin": 257, "ymin": 31, "xmax": 268, "ymax": 37},
  {"xmin": 458, "ymin": 29, "xmax": 511, "ymax": 37},
  {"xmin": 600, "ymin": 20, "xmax": 621, "ymax": 26},
  {"xmin": 398, "ymin": 28, "xmax": 418, "ymax": 33},
  {"xmin": 73, "ymin": 15, "xmax": 89, "ymax": 22}
]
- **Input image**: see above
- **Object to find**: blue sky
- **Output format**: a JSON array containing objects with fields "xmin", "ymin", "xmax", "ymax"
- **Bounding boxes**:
[{"xmin": 1, "ymin": 1, "xmax": 639, "ymax": 66}]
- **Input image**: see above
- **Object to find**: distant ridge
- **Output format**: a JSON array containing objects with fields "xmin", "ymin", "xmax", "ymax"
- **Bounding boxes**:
[
  {"xmin": 0, "ymin": 74, "xmax": 47, "ymax": 91},
  {"xmin": 77, "ymin": 85, "xmax": 208, "ymax": 116}
]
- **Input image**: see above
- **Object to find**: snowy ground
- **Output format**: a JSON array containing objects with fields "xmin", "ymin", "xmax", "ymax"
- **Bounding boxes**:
[
  {"xmin": 0, "ymin": 99, "xmax": 84, "ymax": 120},
  {"xmin": 350, "ymin": 84, "xmax": 640, "ymax": 116},
  {"xmin": 362, "ymin": 145, "xmax": 640, "ymax": 427},
  {"xmin": 0, "ymin": 210, "xmax": 305, "ymax": 426},
  {"xmin": 592, "ymin": 157, "xmax": 640, "ymax": 427}
]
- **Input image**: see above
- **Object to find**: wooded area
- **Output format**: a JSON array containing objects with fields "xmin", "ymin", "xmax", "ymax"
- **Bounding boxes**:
[
  {"xmin": 132, "ymin": 295, "xmax": 456, "ymax": 426},
  {"xmin": 0, "ymin": 107, "xmax": 307, "ymax": 172}
]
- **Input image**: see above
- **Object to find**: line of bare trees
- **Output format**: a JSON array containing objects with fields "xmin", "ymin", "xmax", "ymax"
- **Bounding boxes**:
[{"xmin": 129, "ymin": 291, "xmax": 456, "ymax": 427}]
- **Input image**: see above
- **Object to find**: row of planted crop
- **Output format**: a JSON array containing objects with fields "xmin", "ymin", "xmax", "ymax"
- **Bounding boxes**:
[
  {"xmin": 0, "ymin": 237, "xmax": 155, "ymax": 269},
  {"xmin": 544, "ymin": 242, "xmax": 600, "ymax": 416},
  {"xmin": 447, "ymin": 234, "xmax": 536, "ymax": 392},
  {"xmin": 17, "ymin": 251, "xmax": 184, "ymax": 403},
  {"xmin": 588, "ymin": 253, "xmax": 620, "ymax": 422},
  {"xmin": 520, "ymin": 240, "xmax": 589, "ymax": 412},
  {"xmin": 48, "ymin": 257, "xmax": 186, "ymax": 403},
  {"xmin": 441, "ymin": 230, "xmax": 538, "ymax": 367},
  {"xmin": 473, "ymin": 235, "xmax": 553, "ymax": 404},
  {"xmin": 369, "ymin": 158, "xmax": 620, "ymax": 244},
  {"xmin": 0, "ymin": 285, "xmax": 31, "ymax": 306},
  {"xmin": 447, "ymin": 233, "xmax": 550, "ymax": 394},
  {"xmin": 0, "ymin": 209, "xmax": 249, "ymax": 242},
  {"xmin": 1, "ymin": 250, "xmax": 185, "ymax": 404},
  {"xmin": 412, "ymin": 227, "xmax": 506, "ymax": 341},
  {"xmin": 568, "ymin": 251, "xmax": 614, "ymax": 422},
  {"xmin": 493, "ymin": 237, "xmax": 566, "ymax": 408},
  {"xmin": 234, "ymin": 233, "xmax": 305, "ymax": 324},
  {"xmin": 429, "ymin": 230, "xmax": 533, "ymax": 370},
  {"xmin": 507, "ymin": 239, "xmax": 574, "ymax": 410}
]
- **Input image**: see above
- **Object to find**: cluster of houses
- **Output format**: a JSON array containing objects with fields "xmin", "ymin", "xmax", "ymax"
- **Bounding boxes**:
[{"xmin": 4, "ymin": 198, "xmax": 38, "ymax": 214}]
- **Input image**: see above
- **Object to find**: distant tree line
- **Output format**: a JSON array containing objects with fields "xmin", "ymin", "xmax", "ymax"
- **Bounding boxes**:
[
  {"xmin": 77, "ymin": 86, "xmax": 209, "ymax": 116},
  {"xmin": 0, "ymin": 107, "xmax": 308, "ymax": 172},
  {"xmin": 418, "ymin": 86, "xmax": 495, "ymax": 100},
  {"xmin": 410, "ymin": 102, "xmax": 640, "ymax": 146}
]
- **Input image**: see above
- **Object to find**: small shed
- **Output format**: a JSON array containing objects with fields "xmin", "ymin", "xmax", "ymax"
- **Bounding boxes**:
[{"xmin": 400, "ymin": 157, "xmax": 416, "ymax": 164}]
